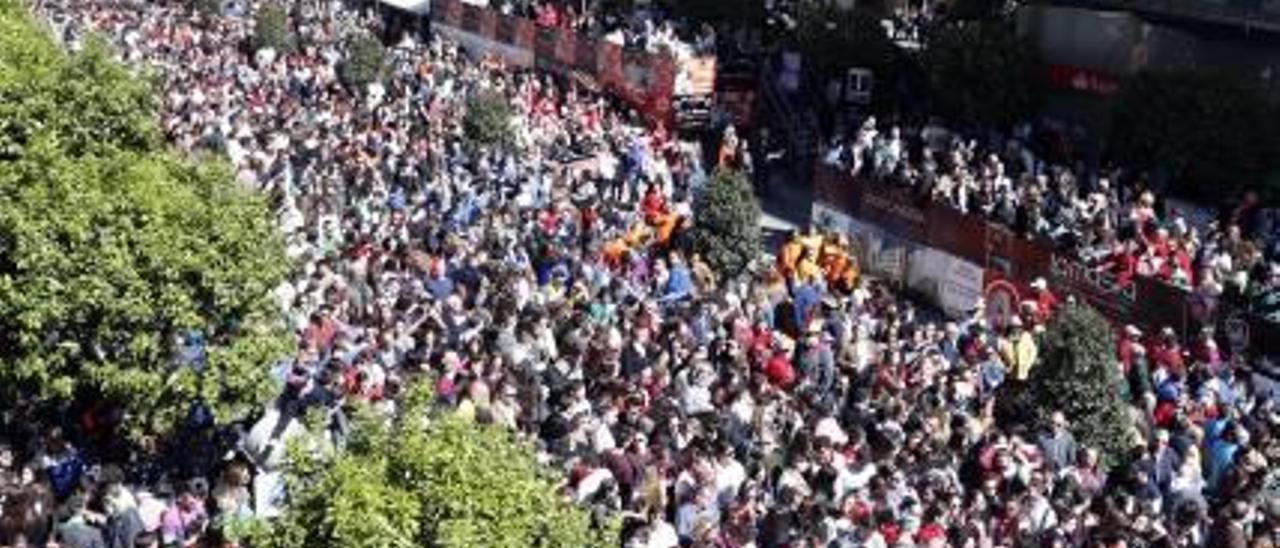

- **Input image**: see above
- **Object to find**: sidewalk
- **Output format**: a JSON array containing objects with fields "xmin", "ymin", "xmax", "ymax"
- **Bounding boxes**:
[{"xmin": 757, "ymin": 166, "xmax": 813, "ymax": 226}]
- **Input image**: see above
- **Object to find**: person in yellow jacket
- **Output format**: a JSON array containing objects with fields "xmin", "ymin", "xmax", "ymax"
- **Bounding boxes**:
[
  {"xmin": 624, "ymin": 221, "xmax": 651, "ymax": 248},
  {"xmin": 794, "ymin": 247, "xmax": 824, "ymax": 285},
  {"xmin": 999, "ymin": 316, "xmax": 1039, "ymax": 381},
  {"xmin": 798, "ymin": 226, "xmax": 824, "ymax": 261}
]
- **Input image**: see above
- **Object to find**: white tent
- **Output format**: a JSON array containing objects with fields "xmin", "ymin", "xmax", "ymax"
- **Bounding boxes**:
[{"xmin": 379, "ymin": 0, "xmax": 431, "ymax": 14}]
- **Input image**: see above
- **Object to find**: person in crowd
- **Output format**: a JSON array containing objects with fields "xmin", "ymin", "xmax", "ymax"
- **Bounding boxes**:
[
  {"xmin": 4, "ymin": 2, "xmax": 1277, "ymax": 548},
  {"xmin": 824, "ymin": 118, "xmax": 1278, "ymax": 302}
]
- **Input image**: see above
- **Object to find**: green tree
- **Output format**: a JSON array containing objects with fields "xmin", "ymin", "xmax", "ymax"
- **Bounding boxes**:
[
  {"xmin": 794, "ymin": 5, "xmax": 900, "ymax": 88},
  {"xmin": 923, "ymin": 21, "xmax": 1038, "ymax": 129},
  {"xmin": 0, "ymin": 0, "xmax": 290, "ymax": 437},
  {"xmin": 253, "ymin": 2, "xmax": 293, "ymax": 53},
  {"xmin": 340, "ymin": 31, "xmax": 386, "ymax": 91},
  {"xmin": 692, "ymin": 169, "xmax": 762, "ymax": 279},
  {"xmin": 1107, "ymin": 69, "xmax": 1280, "ymax": 203},
  {"xmin": 462, "ymin": 91, "xmax": 515, "ymax": 150},
  {"xmin": 0, "ymin": 27, "xmax": 158, "ymax": 159},
  {"xmin": 1027, "ymin": 304, "xmax": 1133, "ymax": 468},
  {"xmin": 251, "ymin": 396, "xmax": 615, "ymax": 548}
]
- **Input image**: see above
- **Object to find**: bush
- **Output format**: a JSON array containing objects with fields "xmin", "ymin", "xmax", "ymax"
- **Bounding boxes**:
[
  {"xmin": 340, "ymin": 32, "xmax": 385, "ymax": 91},
  {"xmin": 1027, "ymin": 304, "xmax": 1133, "ymax": 468},
  {"xmin": 462, "ymin": 91, "xmax": 515, "ymax": 150},
  {"xmin": 253, "ymin": 395, "xmax": 616, "ymax": 548},
  {"xmin": 691, "ymin": 169, "xmax": 763, "ymax": 279},
  {"xmin": 252, "ymin": 3, "xmax": 292, "ymax": 53}
]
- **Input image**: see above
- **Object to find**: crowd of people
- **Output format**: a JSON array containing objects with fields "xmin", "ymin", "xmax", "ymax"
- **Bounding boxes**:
[
  {"xmin": 823, "ymin": 117, "xmax": 1280, "ymax": 324},
  {"xmin": 0, "ymin": 1, "xmax": 1279, "ymax": 548},
  {"xmin": 495, "ymin": 0, "xmax": 717, "ymax": 57}
]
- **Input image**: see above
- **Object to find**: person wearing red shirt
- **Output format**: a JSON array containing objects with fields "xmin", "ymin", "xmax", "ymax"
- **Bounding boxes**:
[
  {"xmin": 763, "ymin": 343, "xmax": 796, "ymax": 389},
  {"xmin": 1026, "ymin": 277, "xmax": 1058, "ymax": 326},
  {"xmin": 1147, "ymin": 327, "xmax": 1186, "ymax": 377},
  {"xmin": 539, "ymin": 205, "xmax": 559, "ymax": 234},
  {"xmin": 640, "ymin": 184, "xmax": 667, "ymax": 222},
  {"xmin": 1170, "ymin": 239, "xmax": 1193, "ymax": 285},
  {"xmin": 1104, "ymin": 241, "xmax": 1138, "ymax": 286}
]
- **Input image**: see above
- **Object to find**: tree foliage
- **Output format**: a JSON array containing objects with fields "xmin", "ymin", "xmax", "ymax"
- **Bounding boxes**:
[
  {"xmin": 794, "ymin": 5, "xmax": 900, "ymax": 87},
  {"xmin": 0, "ymin": 0, "xmax": 290, "ymax": 437},
  {"xmin": 251, "ymin": 395, "xmax": 615, "ymax": 548},
  {"xmin": 340, "ymin": 31, "xmax": 386, "ymax": 91},
  {"xmin": 0, "ymin": 19, "xmax": 158, "ymax": 159},
  {"xmin": 462, "ymin": 90, "xmax": 515, "ymax": 150},
  {"xmin": 253, "ymin": 2, "xmax": 293, "ymax": 53},
  {"xmin": 1107, "ymin": 69, "xmax": 1280, "ymax": 203},
  {"xmin": 655, "ymin": 0, "xmax": 764, "ymax": 25},
  {"xmin": 692, "ymin": 169, "xmax": 762, "ymax": 279},
  {"xmin": 923, "ymin": 21, "xmax": 1038, "ymax": 129},
  {"xmin": 1028, "ymin": 304, "xmax": 1133, "ymax": 468}
]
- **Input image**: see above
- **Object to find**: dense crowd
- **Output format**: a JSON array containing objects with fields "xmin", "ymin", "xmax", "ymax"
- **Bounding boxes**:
[
  {"xmin": 496, "ymin": 0, "xmax": 717, "ymax": 56},
  {"xmin": 823, "ymin": 117, "xmax": 1280, "ymax": 324},
  {"xmin": 1, "ymin": 1, "xmax": 1279, "ymax": 548}
]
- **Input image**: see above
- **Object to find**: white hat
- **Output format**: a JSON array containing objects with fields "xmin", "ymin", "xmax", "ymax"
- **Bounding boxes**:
[{"xmin": 1030, "ymin": 277, "xmax": 1047, "ymax": 290}]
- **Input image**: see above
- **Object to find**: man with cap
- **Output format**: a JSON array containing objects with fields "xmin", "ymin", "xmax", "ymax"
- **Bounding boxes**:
[{"xmin": 1024, "ymin": 277, "xmax": 1057, "ymax": 326}]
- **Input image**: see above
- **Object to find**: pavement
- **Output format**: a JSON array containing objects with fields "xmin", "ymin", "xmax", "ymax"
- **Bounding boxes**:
[{"xmin": 756, "ymin": 163, "xmax": 814, "ymax": 249}]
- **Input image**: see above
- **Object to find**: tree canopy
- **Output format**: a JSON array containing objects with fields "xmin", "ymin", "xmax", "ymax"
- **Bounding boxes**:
[
  {"xmin": 1107, "ymin": 69, "xmax": 1280, "ymax": 203},
  {"xmin": 253, "ymin": 2, "xmax": 293, "ymax": 53},
  {"xmin": 0, "ymin": 0, "xmax": 290, "ymax": 437},
  {"xmin": 692, "ymin": 169, "xmax": 762, "ymax": 279},
  {"xmin": 923, "ymin": 20, "xmax": 1038, "ymax": 129},
  {"xmin": 340, "ymin": 31, "xmax": 386, "ymax": 91},
  {"xmin": 249, "ymin": 395, "xmax": 615, "ymax": 548},
  {"xmin": 1029, "ymin": 304, "xmax": 1134, "ymax": 468},
  {"xmin": 0, "ymin": 13, "xmax": 158, "ymax": 159},
  {"xmin": 794, "ymin": 5, "xmax": 900, "ymax": 87},
  {"xmin": 462, "ymin": 90, "xmax": 516, "ymax": 150}
]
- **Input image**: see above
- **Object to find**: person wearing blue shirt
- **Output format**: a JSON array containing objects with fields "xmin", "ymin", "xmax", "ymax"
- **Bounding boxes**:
[
  {"xmin": 660, "ymin": 257, "xmax": 694, "ymax": 304},
  {"xmin": 1206, "ymin": 425, "xmax": 1242, "ymax": 493}
]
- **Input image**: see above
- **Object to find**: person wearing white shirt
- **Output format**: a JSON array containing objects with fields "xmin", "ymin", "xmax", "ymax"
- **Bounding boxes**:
[{"xmin": 713, "ymin": 451, "xmax": 746, "ymax": 508}]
